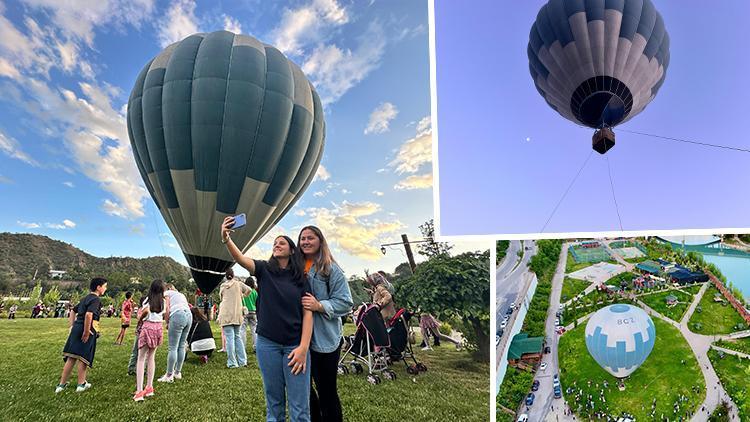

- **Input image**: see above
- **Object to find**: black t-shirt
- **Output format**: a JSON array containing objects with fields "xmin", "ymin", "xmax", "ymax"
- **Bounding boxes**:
[
  {"xmin": 75, "ymin": 293, "xmax": 101, "ymax": 323},
  {"xmin": 254, "ymin": 260, "xmax": 311, "ymax": 346}
]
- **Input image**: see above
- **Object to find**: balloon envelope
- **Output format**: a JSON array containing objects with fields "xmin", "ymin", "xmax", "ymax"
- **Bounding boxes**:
[
  {"xmin": 585, "ymin": 303, "xmax": 655, "ymax": 378},
  {"xmin": 127, "ymin": 31, "xmax": 325, "ymax": 293},
  {"xmin": 528, "ymin": 0, "xmax": 670, "ymax": 129}
]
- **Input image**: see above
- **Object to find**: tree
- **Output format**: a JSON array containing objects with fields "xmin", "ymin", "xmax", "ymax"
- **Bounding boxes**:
[
  {"xmin": 347, "ymin": 275, "xmax": 369, "ymax": 305},
  {"xmin": 43, "ymin": 285, "xmax": 61, "ymax": 307},
  {"xmin": 416, "ymin": 219, "xmax": 453, "ymax": 258},
  {"xmin": 396, "ymin": 250, "xmax": 490, "ymax": 361},
  {"xmin": 28, "ymin": 282, "xmax": 42, "ymax": 311}
]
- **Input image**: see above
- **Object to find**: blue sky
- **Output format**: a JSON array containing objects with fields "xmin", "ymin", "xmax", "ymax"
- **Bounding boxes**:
[
  {"xmin": 435, "ymin": 1, "xmax": 750, "ymax": 237},
  {"xmin": 0, "ymin": 0, "xmax": 485, "ymax": 278}
]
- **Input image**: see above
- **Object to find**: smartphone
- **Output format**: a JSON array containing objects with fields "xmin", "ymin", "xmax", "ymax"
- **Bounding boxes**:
[{"xmin": 230, "ymin": 213, "xmax": 246, "ymax": 229}]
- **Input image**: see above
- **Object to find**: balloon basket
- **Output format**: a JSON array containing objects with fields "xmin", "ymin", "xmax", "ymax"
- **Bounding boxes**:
[
  {"xmin": 592, "ymin": 127, "xmax": 616, "ymax": 154},
  {"xmin": 617, "ymin": 380, "xmax": 626, "ymax": 391}
]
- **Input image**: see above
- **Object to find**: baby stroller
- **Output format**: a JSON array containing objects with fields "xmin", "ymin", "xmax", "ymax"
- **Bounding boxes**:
[
  {"xmin": 386, "ymin": 308, "xmax": 427, "ymax": 375},
  {"xmin": 337, "ymin": 304, "xmax": 397, "ymax": 385}
]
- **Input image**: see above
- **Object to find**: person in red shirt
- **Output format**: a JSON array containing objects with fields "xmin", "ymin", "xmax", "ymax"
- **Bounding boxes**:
[{"xmin": 115, "ymin": 292, "xmax": 134, "ymax": 345}]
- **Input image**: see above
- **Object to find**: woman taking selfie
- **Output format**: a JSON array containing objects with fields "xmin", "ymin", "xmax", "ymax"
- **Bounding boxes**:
[
  {"xmin": 298, "ymin": 226, "xmax": 353, "ymax": 422},
  {"xmin": 221, "ymin": 216, "xmax": 313, "ymax": 421}
]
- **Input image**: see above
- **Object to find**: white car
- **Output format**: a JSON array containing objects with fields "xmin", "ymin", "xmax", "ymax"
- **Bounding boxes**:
[
  {"xmin": 539, "ymin": 362, "xmax": 548, "ymax": 371},
  {"xmin": 510, "ymin": 301, "xmax": 516, "ymax": 309},
  {"xmin": 496, "ymin": 334, "xmax": 501, "ymax": 346},
  {"xmin": 500, "ymin": 319, "xmax": 508, "ymax": 329},
  {"xmin": 555, "ymin": 318, "xmax": 560, "ymax": 326},
  {"xmin": 517, "ymin": 415, "xmax": 528, "ymax": 422}
]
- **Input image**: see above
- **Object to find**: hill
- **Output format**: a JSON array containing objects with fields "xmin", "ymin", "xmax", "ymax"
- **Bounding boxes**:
[{"xmin": 0, "ymin": 232, "xmax": 189, "ymax": 292}]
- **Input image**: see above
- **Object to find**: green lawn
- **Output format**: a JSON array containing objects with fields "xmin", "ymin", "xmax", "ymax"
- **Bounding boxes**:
[
  {"xmin": 639, "ymin": 289, "xmax": 693, "ymax": 322},
  {"xmin": 0, "ymin": 318, "xmax": 489, "ymax": 421},
  {"xmin": 714, "ymin": 337, "xmax": 750, "ymax": 355},
  {"xmin": 708, "ymin": 349, "xmax": 750, "ymax": 420},
  {"xmin": 559, "ymin": 318, "xmax": 704, "ymax": 420},
  {"xmin": 561, "ymin": 277, "xmax": 590, "ymax": 302},
  {"xmin": 688, "ymin": 286, "xmax": 747, "ymax": 335},
  {"xmin": 681, "ymin": 283, "xmax": 705, "ymax": 296}
]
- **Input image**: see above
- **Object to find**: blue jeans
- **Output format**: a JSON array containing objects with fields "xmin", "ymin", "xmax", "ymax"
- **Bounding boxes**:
[
  {"xmin": 240, "ymin": 311, "xmax": 257, "ymax": 350},
  {"xmin": 222, "ymin": 324, "xmax": 246, "ymax": 368},
  {"xmin": 167, "ymin": 309, "xmax": 192, "ymax": 375},
  {"xmin": 256, "ymin": 335, "xmax": 311, "ymax": 422}
]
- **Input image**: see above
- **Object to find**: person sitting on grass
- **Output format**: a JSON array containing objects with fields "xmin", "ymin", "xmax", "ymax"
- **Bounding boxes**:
[
  {"xmin": 115, "ymin": 291, "xmax": 134, "ymax": 345},
  {"xmin": 133, "ymin": 280, "xmax": 166, "ymax": 402},
  {"xmin": 56, "ymin": 277, "xmax": 107, "ymax": 393},
  {"xmin": 187, "ymin": 307, "xmax": 216, "ymax": 364}
]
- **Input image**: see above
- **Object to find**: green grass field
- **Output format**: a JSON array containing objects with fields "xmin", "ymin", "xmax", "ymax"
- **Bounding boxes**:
[
  {"xmin": 681, "ymin": 284, "xmax": 704, "ymax": 296},
  {"xmin": 561, "ymin": 277, "xmax": 590, "ymax": 302},
  {"xmin": 714, "ymin": 337, "xmax": 750, "ymax": 355},
  {"xmin": 689, "ymin": 286, "xmax": 747, "ymax": 335},
  {"xmin": 0, "ymin": 318, "xmax": 489, "ymax": 421},
  {"xmin": 566, "ymin": 251, "xmax": 594, "ymax": 273},
  {"xmin": 708, "ymin": 349, "xmax": 750, "ymax": 420},
  {"xmin": 639, "ymin": 289, "xmax": 693, "ymax": 322},
  {"xmin": 559, "ymin": 318, "xmax": 704, "ymax": 420}
]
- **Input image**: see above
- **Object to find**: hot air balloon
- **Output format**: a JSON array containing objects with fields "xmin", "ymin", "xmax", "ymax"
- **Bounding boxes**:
[
  {"xmin": 585, "ymin": 303, "xmax": 655, "ymax": 378},
  {"xmin": 528, "ymin": 0, "xmax": 670, "ymax": 154},
  {"xmin": 127, "ymin": 31, "xmax": 324, "ymax": 293}
]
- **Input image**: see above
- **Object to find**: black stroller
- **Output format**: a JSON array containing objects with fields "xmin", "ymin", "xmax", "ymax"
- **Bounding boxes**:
[
  {"xmin": 337, "ymin": 304, "xmax": 396, "ymax": 385},
  {"xmin": 385, "ymin": 308, "xmax": 427, "ymax": 375}
]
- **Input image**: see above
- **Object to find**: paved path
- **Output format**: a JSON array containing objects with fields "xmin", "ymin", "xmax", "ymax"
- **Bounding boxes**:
[
  {"xmin": 711, "ymin": 345, "xmax": 750, "ymax": 359},
  {"xmin": 497, "ymin": 241, "xmax": 537, "ymax": 368}
]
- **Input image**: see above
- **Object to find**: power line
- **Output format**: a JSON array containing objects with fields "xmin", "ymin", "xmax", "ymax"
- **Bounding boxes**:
[
  {"xmin": 620, "ymin": 129, "xmax": 750, "ymax": 153},
  {"xmin": 605, "ymin": 155, "xmax": 623, "ymax": 231},
  {"xmin": 540, "ymin": 149, "xmax": 594, "ymax": 233}
]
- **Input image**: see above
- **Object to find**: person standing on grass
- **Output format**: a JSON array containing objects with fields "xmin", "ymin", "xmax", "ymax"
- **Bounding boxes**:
[
  {"xmin": 127, "ymin": 296, "xmax": 147, "ymax": 375},
  {"xmin": 56, "ymin": 277, "xmax": 107, "ymax": 394},
  {"xmin": 217, "ymin": 268, "xmax": 251, "ymax": 368},
  {"xmin": 133, "ymin": 280, "xmax": 166, "ymax": 402},
  {"xmin": 240, "ymin": 276, "xmax": 259, "ymax": 353},
  {"xmin": 298, "ymin": 226, "xmax": 353, "ymax": 422},
  {"xmin": 158, "ymin": 284, "xmax": 193, "ymax": 382},
  {"xmin": 222, "ymin": 218, "xmax": 314, "ymax": 421},
  {"xmin": 8, "ymin": 304, "xmax": 17, "ymax": 319},
  {"xmin": 115, "ymin": 292, "xmax": 134, "ymax": 345}
]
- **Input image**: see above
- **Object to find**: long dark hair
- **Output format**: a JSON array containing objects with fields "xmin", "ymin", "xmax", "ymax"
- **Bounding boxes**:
[
  {"xmin": 146, "ymin": 279, "xmax": 165, "ymax": 314},
  {"xmin": 298, "ymin": 225, "xmax": 336, "ymax": 277},
  {"xmin": 268, "ymin": 235, "xmax": 305, "ymax": 286}
]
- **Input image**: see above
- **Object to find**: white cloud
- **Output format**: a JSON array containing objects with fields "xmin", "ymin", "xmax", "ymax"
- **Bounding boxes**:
[
  {"xmin": 305, "ymin": 201, "xmax": 404, "ymax": 260},
  {"xmin": 17, "ymin": 221, "xmax": 40, "ymax": 229},
  {"xmin": 157, "ymin": 0, "xmax": 199, "ymax": 47},
  {"xmin": 0, "ymin": 174, "xmax": 12, "ymax": 184},
  {"xmin": 372, "ymin": 190, "xmax": 383, "ymax": 196},
  {"xmin": 390, "ymin": 115, "xmax": 432, "ymax": 174},
  {"xmin": 313, "ymin": 191, "xmax": 325, "ymax": 198},
  {"xmin": 0, "ymin": 57, "xmax": 21, "ymax": 79},
  {"xmin": 314, "ymin": 164, "xmax": 330, "ymax": 182},
  {"xmin": 302, "ymin": 22, "xmax": 386, "ymax": 105},
  {"xmin": 0, "ymin": 130, "xmax": 38, "ymax": 166},
  {"xmin": 44, "ymin": 219, "xmax": 76, "ymax": 229},
  {"xmin": 341, "ymin": 188, "xmax": 350, "ymax": 194},
  {"xmin": 294, "ymin": 209, "xmax": 306, "ymax": 217},
  {"xmin": 364, "ymin": 102, "xmax": 398, "ymax": 135},
  {"xmin": 394, "ymin": 173, "xmax": 432, "ymax": 190},
  {"xmin": 63, "ymin": 181, "xmax": 74, "ymax": 188},
  {"xmin": 223, "ymin": 14, "xmax": 242, "ymax": 34},
  {"xmin": 376, "ymin": 168, "xmax": 386, "ymax": 173},
  {"xmin": 270, "ymin": 0, "xmax": 349, "ymax": 56}
]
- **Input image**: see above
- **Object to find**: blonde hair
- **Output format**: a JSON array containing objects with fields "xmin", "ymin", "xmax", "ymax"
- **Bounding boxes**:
[{"xmin": 299, "ymin": 225, "xmax": 336, "ymax": 277}]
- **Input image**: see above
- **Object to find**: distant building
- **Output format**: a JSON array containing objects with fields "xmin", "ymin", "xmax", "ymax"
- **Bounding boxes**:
[
  {"xmin": 507, "ymin": 333, "xmax": 544, "ymax": 368},
  {"xmin": 636, "ymin": 260, "xmax": 661, "ymax": 275},
  {"xmin": 667, "ymin": 267, "xmax": 708, "ymax": 285},
  {"xmin": 49, "ymin": 270, "xmax": 66, "ymax": 279}
]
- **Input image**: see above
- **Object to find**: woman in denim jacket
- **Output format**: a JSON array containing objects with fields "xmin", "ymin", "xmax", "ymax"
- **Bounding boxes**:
[{"xmin": 298, "ymin": 225, "xmax": 353, "ymax": 422}]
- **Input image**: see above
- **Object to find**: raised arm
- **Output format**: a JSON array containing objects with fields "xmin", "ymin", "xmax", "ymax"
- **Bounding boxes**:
[{"xmin": 221, "ymin": 216, "xmax": 255, "ymax": 274}]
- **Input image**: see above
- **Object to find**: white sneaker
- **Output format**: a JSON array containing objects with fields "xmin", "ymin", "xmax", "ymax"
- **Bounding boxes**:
[
  {"xmin": 421, "ymin": 346, "xmax": 432, "ymax": 351},
  {"xmin": 55, "ymin": 383, "xmax": 67, "ymax": 393},
  {"xmin": 173, "ymin": 372, "xmax": 182, "ymax": 380},
  {"xmin": 157, "ymin": 374, "xmax": 174, "ymax": 383},
  {"xmin": 75, "ymin": 382, "xmax": 91, "ymax": 392}
]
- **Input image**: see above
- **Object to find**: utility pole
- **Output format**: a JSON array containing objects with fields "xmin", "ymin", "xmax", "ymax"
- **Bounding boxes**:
[{"xmin": 402, "ymin": 234, "xmax": 417, "ymax": 273}]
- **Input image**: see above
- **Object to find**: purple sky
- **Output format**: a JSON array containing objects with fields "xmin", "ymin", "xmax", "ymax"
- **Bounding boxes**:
[{"xmin": 434, "ymin": 1, "xmax": 750, "ymax": 236}]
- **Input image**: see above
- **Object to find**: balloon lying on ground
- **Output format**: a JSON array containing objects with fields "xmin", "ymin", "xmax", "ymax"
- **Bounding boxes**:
[
  {"xmin": 585, "ymin": 303, "xmax": 655, "ymax": 378},
  {"xmin": 127, "ymin": 30, "xmax": 325, "ymax": 293},
  {"xmin": 528, "ymin": 0, "xmax": 670, "ymax": 153}
]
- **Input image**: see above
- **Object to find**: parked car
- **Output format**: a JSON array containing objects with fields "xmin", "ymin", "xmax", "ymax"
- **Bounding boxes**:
[
  {"xmin": 499, "ymin": 329, "xmax": 504, "ymax": 337},
  {"xmin": 496, "ymin": 334, "xmax": 501, "ymax": 347},
  {"xmin": 554, "ymin": 318, "xmax": 560, "ymax": 326},
  {"xmin": 531, "ymin": 380, "xmax": 540, "ymax": 391},
  {"xmin": 553, "ymin": 374, "xmax": 560, "ymax": 387},
  {"xmin": 517, "ymin": 414, "xmax": 528, "ymax": 422},
  {"xmin": 525, "ymin": 393, "xmax": 535, "ymax": 406},
  {"xmin": 506, "ymin": 307, "xmax": 513, "ymax": 315},
  {"xmin": 510, "ymin": 301, "xmax": 515, "ymax": 309},
  {"xmin": 553, "ymin": 386, "xmax": 562, "ymax": 399},
  {"xmin": 544, "ymin": 346, "xmax": 551, "ymax": 354},
  {"xmin": 500, "ymin": 320, "xmax": 508, "ymax": 329},
  {"xmin": 539, "ymin": 362, "xmax": 547, "ymax": 371}
]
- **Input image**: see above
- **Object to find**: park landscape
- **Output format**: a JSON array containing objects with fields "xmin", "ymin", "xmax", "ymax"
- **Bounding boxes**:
[{"xmin": 497, "ymin": 236, "xmax": 750, "ymax": 421}]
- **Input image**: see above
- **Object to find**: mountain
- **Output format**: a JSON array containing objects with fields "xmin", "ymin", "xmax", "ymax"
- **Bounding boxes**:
[{"xmin": 0, "ymin": 232, "xmax": 190, "ymax": 290}]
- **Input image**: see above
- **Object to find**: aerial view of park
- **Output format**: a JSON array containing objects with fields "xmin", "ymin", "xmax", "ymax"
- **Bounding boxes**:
[{"xmin": 496, "ymin": 235, "xmax": 750, "ymax": 421}]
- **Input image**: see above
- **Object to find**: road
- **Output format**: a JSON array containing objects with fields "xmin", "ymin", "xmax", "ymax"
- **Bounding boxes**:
[
  {"xmin": 496, "ymin": 240, "xmax": 537, "ymax": 368},
  {"xmin": 524, "ymin": 242, "xmax": 569, "ymax": 421}
]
